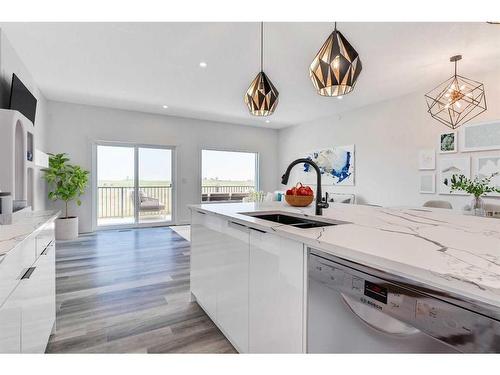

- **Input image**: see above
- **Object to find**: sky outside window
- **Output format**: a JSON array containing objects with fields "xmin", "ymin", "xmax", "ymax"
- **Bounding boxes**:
[
  {"xmin": 97, "ymin": 145, "xmax": 172, "ymax": 186},
  {"xmin": 202, "ymin": 150, "xmax": 256, "ymax": 184}
]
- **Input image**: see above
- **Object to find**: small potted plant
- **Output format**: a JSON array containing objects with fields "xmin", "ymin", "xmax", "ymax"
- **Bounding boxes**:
[
  {"xmin": 450, "ymin": 173, "xmax": 500, "ymax": 216},
  {"xmin": 42, "ymin": 153, "xmax": 89, "ymax": 240}
]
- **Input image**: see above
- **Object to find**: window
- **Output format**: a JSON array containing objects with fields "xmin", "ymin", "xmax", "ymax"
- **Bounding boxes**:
[{"xmin": 201, "ymin": 149, "xmax": 258, "ymax": 202}]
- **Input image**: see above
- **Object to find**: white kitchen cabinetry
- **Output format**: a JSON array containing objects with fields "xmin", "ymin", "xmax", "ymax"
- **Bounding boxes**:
[
  {"xmin": 190, "ymin": 209, "xmax": 307, "ymax": 353},
  {"xmin": 249, "ymin": 230, "xmax": 305, "ymax": 353},
  {"xmin": 217, "ymin": 221, "xmax": 249, "ymax": 352},
  {"xmin": 0, "ymin": 219, "xmax": 56, "ymax": 353},
  {"xmin": 191, "ymin": 210, "xmax": 250, "ymax": 352}
]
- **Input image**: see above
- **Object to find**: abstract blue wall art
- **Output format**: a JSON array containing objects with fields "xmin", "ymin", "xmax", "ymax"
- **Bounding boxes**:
[{"xmin": 303, "ymin": 145, "xmax": 355, "ymax": 186}]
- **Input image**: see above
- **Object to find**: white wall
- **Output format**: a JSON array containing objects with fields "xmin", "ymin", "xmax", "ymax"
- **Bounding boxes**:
[
  {"xmin": 45, "ymin": 101, "xmax": 280, "ymax": 233},
  {"xmin": 278, "ymin": 68, "xmax": 500, "ymax": 210},
  {"xmin": 0, "ymin": 29, "xmax": 48, "ymax": 211}
]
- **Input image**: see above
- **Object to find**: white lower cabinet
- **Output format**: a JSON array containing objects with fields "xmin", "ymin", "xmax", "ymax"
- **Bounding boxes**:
[
  {"xmin": 0, "ymin": 221, "xmax": 56, "ymax": 353},
  {"xmin": 217, "ymin": 221, "xmax": 249, "ymax": 352},
  {"xmin": 190, "ymin": 210, "xmax": 307, "ymax": 353},
  {"xmin": 249, "ymin": 230, "xmax": 305, "ymax": 353},
  {"xmin": 191, "ymin": 211, "xmax": 250, "ymax": 352}
]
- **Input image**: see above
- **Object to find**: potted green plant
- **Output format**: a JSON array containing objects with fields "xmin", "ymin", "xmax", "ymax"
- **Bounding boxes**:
[
  {"xmin": 450, "ymin": 173, "xmax": 500, "ymax": 216},
  {"xmin": 42, "ymin": 153, "xmax": 89, "ymax": 240}
]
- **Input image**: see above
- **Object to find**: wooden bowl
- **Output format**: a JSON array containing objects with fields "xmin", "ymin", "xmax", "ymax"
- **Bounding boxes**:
[{"xmin": 285, "ymin": 194, "xmax": 314, "ymax": 207}]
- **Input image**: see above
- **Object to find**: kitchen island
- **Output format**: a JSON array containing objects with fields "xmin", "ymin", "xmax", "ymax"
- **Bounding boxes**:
[{"xmin": 189, "ymin": 202, "xmax": 500, "ymax": 353}]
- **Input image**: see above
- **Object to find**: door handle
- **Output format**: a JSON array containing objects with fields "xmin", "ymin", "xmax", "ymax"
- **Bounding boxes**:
[
  {"xmin": 227, "ymin": 221, "xmax": 249, "ymax": 231},
  {"xmin": 249, "ymin": 227, "xmax": 266, "ymax": 234},
  {"xmin": 21, "ymin": 267, "xmax": 36, "ymax": 280}
]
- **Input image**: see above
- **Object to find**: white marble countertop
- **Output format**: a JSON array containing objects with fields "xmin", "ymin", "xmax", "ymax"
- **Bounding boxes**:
[
  {"xmin": 189, "ymin": 202, "xmax": 500, "ymax": 313},
  {"xmin": 0, "ymin": 210, "xmax": 60, "ymax": 256}
]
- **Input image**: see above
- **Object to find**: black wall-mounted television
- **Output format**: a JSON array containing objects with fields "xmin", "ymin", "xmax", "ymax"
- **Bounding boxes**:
[{"xmin": 9, "ymin": 73, "xmax": 37, "ymax": 125}]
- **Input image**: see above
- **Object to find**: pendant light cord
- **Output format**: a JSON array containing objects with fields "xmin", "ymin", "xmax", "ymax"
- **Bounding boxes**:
[
  {"xmin": 454, "ymin": 60, "xmax": 457, "ymax": 76},
  {"xmin": 260, "ymin": 22, "xmax": 264, "ymax": 72},
  {"xmin": 334, "ymin": 22, "xmax": 337, "ymax": 31}
]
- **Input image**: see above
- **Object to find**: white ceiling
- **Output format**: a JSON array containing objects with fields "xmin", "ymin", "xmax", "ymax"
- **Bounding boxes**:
[{"xmin": 1, "ymin": 22, "xmax": 499, "ymax": 129}]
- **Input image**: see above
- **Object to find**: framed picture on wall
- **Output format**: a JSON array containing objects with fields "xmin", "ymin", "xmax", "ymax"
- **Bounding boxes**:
[
  {"xmin": 476, "ymin": 155, "xmax": 500, "ymax": 197},
  {"xmin": 419, "ymin": 173, "xmax": 436, "ymax": 194},
  {"xmin": 418, "ymin": 149, "xmax": 435, "ymax": 170},
  {"xmin": 439, "ymin": 131, "xmax": 457, "ymax": 154},
  {"xmin": 438, "ymin": 157, "xmax": 471, "ymax": 195},
  {"xmin": 460, "ymin": 121, "xmax": 500, "ymax": 152},
  {"xmin": 301, "ymin": 145, "xmax": 355, "ymax": 186}
]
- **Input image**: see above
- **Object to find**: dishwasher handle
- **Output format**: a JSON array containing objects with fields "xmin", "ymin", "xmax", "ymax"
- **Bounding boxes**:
[{"xmin": 340, "ymin": 293, "xmax": 420, "ymax": 337}]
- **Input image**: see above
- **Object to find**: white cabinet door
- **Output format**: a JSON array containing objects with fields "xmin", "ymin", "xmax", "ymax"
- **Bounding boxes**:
[
  {"xmin": 23, "ymin": 242, "xmax": 56, "ymax": 353},
  {"xmin": 190, "ymin": 210, "xmax": 223, "ymax": 319},
  {"xmin": 0, "ymin": 298, "xmax": 21, "ymax": 353},
  {"xmin": 0, "ymin": 237, "xmax": 36, "ymax": 306},
  {"xmin": 249, "ymin": 230, "xmax": 305, "ymax": 353},
  {"xmin": 217, "ymin": 221, "xmax": 249, "ymax": 352}
]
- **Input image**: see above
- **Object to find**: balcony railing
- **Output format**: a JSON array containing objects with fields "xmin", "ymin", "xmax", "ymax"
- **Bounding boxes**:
[
  {"xmin": 97, "ymin": 184, "xmax": 255, "ymax": 219},
  {"xmin": 201, "ymin": 185, "xmax": 254, "ymax": 202}
]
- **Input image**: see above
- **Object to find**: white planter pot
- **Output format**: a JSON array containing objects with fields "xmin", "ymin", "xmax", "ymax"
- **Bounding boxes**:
[{"xmin": 55, "ymin": 217, "xmax": 79, "ymax": 240}]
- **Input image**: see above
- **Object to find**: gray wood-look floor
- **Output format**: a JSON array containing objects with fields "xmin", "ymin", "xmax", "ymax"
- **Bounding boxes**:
[{"xmin": 46, "ymin": 227, "xmax": 236, "ymax": 354}]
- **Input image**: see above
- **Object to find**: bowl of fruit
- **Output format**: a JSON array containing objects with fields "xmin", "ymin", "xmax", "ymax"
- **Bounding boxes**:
[{"xmin": 285, "ymin": 182, "xmax": 314, "ymax": 207}]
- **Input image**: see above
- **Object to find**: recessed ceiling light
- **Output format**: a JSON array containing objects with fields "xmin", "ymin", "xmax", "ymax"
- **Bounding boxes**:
[
  {"xmin": 337, "ymin": 96, "xmax": 343, "ymax": 100},
  {"xmin": 162, "ymin": 105, "xmax": 169, "ymax": 109},
  {"xmin": 265, "ymin": 119, "xmax": 270, "ymax": 123},
  {"xmin": 199, "ymin": 61, "xmax": 207, "ymax": 68}
]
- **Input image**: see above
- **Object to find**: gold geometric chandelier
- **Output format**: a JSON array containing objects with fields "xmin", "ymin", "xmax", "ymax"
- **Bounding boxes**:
[
  {"xmin": 425, "ymin": 55, "xmax": 487, "ymax": 129},
  {"xmin": 244, "ymin": 22, "xmax": 279, "ymax": 117},
  {"xmin": 309, "ymin": 22, "xmax": 362, "ymax": 97}
]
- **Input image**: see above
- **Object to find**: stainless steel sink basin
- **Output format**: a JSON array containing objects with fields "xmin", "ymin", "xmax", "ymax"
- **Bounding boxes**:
[{"xmin": 241, "ymin": 211, "xmax": 348, "ymax": 229}]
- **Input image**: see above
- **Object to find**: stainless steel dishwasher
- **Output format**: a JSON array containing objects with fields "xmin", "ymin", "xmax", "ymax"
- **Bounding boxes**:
[{"xmin": 307, "ymin": 248, "xmax": 500, "ymax": 353}]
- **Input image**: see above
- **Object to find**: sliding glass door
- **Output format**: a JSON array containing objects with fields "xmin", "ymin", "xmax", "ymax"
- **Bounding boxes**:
[
  {"xmin": 138, "ymin": 147, "xmax": 173, "ymax": 224},
  {"xmin": 97, "ymin": 145, "xmax": 136, "ymax": 227},
  {"xmin": 96, "ymin": 143, "xmax": 174, "ymax": 228}
]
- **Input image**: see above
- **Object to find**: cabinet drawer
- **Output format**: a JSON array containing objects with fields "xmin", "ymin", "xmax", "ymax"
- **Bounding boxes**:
[{"xmin": 0, "ymin": 237, "xmax": 36, "ymax": 306}]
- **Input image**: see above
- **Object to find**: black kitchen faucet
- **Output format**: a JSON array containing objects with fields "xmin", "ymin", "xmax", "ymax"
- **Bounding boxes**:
[{"xmin": 281, "ymin": 159, "xmax": 329, "ymax": 216}]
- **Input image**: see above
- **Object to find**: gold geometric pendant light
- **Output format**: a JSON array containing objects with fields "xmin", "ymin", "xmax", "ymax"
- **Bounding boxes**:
[
  {"xmin": 309, "ymin": 22, "xmax": 362, "ymax": 97},
  {"xmin": 425, "ymin": 55, "xmax": 487, "ymax": 129},
  {"xmin": 244, "ymin": 22, "xmax": 279, "ymax": 116}
]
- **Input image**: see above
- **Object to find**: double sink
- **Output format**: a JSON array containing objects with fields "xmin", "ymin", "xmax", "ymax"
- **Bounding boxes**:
[{"xmin": 242, "ymin": 211, "xmax": 349, "ymax": 229}]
